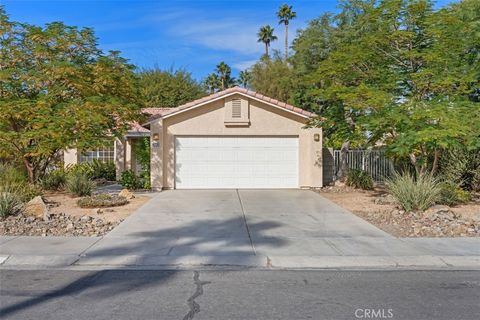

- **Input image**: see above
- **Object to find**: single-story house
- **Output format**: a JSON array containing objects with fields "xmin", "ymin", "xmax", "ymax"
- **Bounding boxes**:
[{"xmin": 64, "ymin": 87, "xmax": 323, "ymax": 190}]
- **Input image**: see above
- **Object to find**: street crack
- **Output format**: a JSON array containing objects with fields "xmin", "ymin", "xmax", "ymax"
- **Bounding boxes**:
[{"xmin": 182, "ymin": 271, "xmax": 211, "ymax": 320}]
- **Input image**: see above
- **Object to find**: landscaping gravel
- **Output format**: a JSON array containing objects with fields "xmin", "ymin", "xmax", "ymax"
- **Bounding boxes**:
[
  {"xmin": 318, "ymin": 186, "xmax": 480, "ymax": 237},
  {"xmin": 0, "ymin": 212, "xmax": 122, "ymax": 237}
]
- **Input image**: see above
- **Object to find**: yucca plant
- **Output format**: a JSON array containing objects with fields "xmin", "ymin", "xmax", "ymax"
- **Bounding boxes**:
[
  {"xmin": 0, "ymin": 186, "xmax": 23, "ymax": 218},
  {"xmin": 386, "ymin": 172, "xmax": 441, "ymax": 212},
  {"xmin": 0, "ymin": 163, "xmax": 41, "ymax": 202}
]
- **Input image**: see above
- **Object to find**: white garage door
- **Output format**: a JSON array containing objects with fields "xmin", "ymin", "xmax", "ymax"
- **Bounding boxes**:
[{"xmin": 175, "ymin": 136, "xmax": 298, "ymax": 189}]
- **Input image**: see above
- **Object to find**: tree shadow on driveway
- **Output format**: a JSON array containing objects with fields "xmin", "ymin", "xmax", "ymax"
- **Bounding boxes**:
[{"xmin": 0, "ymin": 216, "xmax": 287, "ymax": 318}]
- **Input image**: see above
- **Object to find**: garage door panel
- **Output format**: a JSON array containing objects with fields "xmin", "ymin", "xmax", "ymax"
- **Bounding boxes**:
[{"xmin": 175, "ymin": 137, "xmax": 298, "ymax": 189}]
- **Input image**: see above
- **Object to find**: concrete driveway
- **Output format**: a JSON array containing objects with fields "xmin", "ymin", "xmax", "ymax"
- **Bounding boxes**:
[{"xmin": 79, "ymin": 189, "xmax": 428, "ymax": 266}]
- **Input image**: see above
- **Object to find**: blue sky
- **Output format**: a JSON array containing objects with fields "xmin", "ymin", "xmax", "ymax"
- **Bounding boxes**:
[{"xmin": 2, "ymin": 0, "xmax": 456, "ymax": 80}]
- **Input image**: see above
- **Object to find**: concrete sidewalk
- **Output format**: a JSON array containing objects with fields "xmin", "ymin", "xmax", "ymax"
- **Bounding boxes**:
[
  {"xmin": 1, "ymin": 235, "xmax": 479, "ymax": 269},
  {"xmin": 1, "ymin": 190, "xmax": 479, "ymax": 270}
]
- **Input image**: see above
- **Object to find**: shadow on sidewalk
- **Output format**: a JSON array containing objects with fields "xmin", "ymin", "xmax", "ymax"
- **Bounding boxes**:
[{"xmin": 0, "ymin": 216, "xmax": 286, "ymax": 318}]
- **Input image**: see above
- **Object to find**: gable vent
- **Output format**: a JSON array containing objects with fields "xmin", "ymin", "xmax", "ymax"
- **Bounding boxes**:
[{"xmin": 232, "ymin": 99, "xmax": 242, "ymax": 118}]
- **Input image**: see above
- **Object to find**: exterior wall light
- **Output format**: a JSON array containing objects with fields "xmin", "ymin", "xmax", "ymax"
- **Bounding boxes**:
[
  {"xmin": 314, "ymin": 133, "xmax": 320, "ymax": 142},
  {"xmin": 152, "ymin": 133, "xmax": 160, "ymax": 141}
]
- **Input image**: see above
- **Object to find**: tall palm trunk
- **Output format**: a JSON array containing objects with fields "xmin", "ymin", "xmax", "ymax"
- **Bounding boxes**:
[
  {"xmin": 284, "ymin": 23, "xmax": 288, "ymax": 60},
  {"xmin": 265, "ymin": 43, "xmax": 269, "ymax": 57}
]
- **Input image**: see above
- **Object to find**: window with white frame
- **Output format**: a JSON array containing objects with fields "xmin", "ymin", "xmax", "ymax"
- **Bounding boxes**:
[{"xmin": 79, "ymin": 145, "xmax": 115, "ymax": 162}]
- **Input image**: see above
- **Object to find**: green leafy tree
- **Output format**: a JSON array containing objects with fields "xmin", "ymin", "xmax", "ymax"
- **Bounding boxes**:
[
  {"xmin": 257, "ymin": 25, "xmax": 277, "ymax": 58},
  {"xmin": 293, "ymin": 0, "xmax": 480, "ymax": 178},
  {"xmin": 276, "ymin": 4, "xmax": 297, "ymax": 60},
  {"xmin": 138, "ymin": 67, "xmax": 205, "ymax": 108},
  {"xmin": 250, "ymin": 54, "xmax": 294, "ymax": 102},
  {"xmin": 0, "ymin": 7, "xmax": 140, "ymax": 182}
]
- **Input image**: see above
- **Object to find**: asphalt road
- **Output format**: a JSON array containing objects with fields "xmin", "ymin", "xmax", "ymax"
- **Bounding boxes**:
[{"xmin": 1, "ymin": 269, "xmax": 479, "ymax": 320}]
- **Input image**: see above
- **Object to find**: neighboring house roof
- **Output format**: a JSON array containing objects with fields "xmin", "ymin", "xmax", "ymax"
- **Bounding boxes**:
[
  {"xmin": 144, "ymin": 86, "xmax": 316, "ymax": 124},
  {"xmin": 127, "ymin": 108, "xmax": 178, "ymax": 135},
  {"xmin": 142, "ymin": 107, "xmax": 180, "ymax": 116}
]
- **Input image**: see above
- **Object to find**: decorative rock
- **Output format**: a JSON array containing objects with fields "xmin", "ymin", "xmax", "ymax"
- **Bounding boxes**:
[
  {"xmin": 374, "ymin": 195, "xmax": 397, "ymax": 205},
  {"xmin": 23, "ymin": 196, "xmax": 48, "ymax": 220},
  {"xmin": 426, "ymin": 205, "xmax": 451, "ymax": 214},
  {"xmin": 118, "ymin": 189, "xmax": 135, "ymax": 200},
  {"xmin": 91, "ymin": 208, "xmax": 103, "ymax": 214},
  {"xmin": 80, "ymin": 215, "xmax": 92, "ymax": 222}
]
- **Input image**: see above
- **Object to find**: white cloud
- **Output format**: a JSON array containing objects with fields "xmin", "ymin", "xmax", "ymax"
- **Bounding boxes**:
[
  {"xmin": 232, "ymin": 59, "xmax": 258, "ymax": 71},
  {"xmin": 170, "ymin": 16, "xmax": 265, "ymax": 55}
]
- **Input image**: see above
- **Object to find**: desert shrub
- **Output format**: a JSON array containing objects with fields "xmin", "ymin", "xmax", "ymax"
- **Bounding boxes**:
[
  {"xmin": 386, "ymin": 172, "xmax": 441, "ymax": 212},
  {"xmin": 0, "ymin": 187, "xmax": 23, "ymax": 218},
  {"xmin": 77, "ymin": 193, "xmax": 128, "ymax": 208},
  {"xmin": 40, "ymin": 168, "xmax": 67, "ymax": 190},
  {"xmin": 66, "ymin": 173, "xmax": 94, "ymax": 197},
  {"xmin": 0, "ymin": 163, "xmax": 41, "ymax": 202},
  {"xmin": 66, "ymin": 160, "xmax": 116, "ymax": 181},
  {"xmin": 438, "ymin": 181, "xmax": 471, "ymax": 206},
  {"xmin": 119, "ymin": 170, "xmax": 142, "ymax": 190},
  {"xmin": 0, "ymin": 162, "xmax": 27, "ymax": 186},
  {"xmin": 134, "ymin": 138, "xmax": 151, "ymax": 189},
  {"xmin": 15, "ymin": 184, "xmax": 42, "ymax": 202},
  {"xmin": 88, "ymin": 160, "xmax": 116, "ymax": 181},
  {"xmin": 345, "ymin": 169, "xmax": 374, "ymax": 190},
  {"xmin": 439, "ymin": 147, "xmax": 480, "ymax": 192}
]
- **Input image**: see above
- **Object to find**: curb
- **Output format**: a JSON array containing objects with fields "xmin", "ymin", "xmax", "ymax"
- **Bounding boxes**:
[{"xmin": 1, "ymin": 254, "xmax": 479, "ymax": 270}]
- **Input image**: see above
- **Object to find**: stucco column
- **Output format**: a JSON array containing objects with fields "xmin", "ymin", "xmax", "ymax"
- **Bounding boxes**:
[
  {"xmin": 114, "ymin": 138, "xmax": 126, "ymax": 180},
  {"xmin": 150, "ymin": 121, "xmax": 163, "ymax": 191},
  {"xmin": 299, "ymin": 128, "xmax": 323, "ymax": 188},
  {"xmin": 125, "ymin": 138, "xmax": 133, "ymax": 171},
  {"xmin": 63, "ymin": 149, "xmax": 78, "ymax": 167}
]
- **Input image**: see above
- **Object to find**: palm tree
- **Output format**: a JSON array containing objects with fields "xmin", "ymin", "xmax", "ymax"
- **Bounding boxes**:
[
  {"xmin": 205, "ymin": 73, "xmax": 220, "ymax": 93},
  {"xmin": 239, "ymin": 70, "xmax": 251, "ymax": 88},
  {"xmin": 216, "ymin": 61, "xmax": 231, "ymax": 90},
  {"xmin": 277, "ymin": 4, "xmax": 296, "ymax": 60},
  {"xmin": 257, "ymin": 25, "xmax": 277, "ymax": 58}
]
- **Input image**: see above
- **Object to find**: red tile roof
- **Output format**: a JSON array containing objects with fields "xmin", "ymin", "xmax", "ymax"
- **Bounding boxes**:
[
  {"xmin": 145, "ymin": 87, "xmax": 316, "ymax": 123},
  {"xmin": 142, "ymin": 107, "xmax": 179, "ymax": 116},
  {"xmin": 127, "ymin": 108, "xmax": 178, "ymax": 133}
]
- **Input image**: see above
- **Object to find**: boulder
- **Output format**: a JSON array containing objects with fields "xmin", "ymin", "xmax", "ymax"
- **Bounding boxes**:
[
  {"xmin": 118, "ymin": 189, "xmax": 135, "ymax": 200},
  {"xmin": 23, "ymin": 196, "xmax": 48, "ymax": 220}
]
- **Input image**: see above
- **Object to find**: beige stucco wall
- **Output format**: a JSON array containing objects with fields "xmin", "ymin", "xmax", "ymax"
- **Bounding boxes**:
[
  {"xmin": 150, "ymin": 121, "xmax": 163, "ymax": 190},
  {"xmin": 114, "ymin": 138, "xmax": 126, "ymax": 180},
  {"xmin": 63, "ymin": 148, "xmax": 78, "ymax": 167},
  {"xmin": 149, "ymin": 94, "xmax": 323, "ymax": 190}
]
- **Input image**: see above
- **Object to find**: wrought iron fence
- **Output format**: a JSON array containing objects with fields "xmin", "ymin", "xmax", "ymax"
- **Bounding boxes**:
[{"xmin": 333, "ymin": 149, "xmax": 395, "ymax": 182}]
